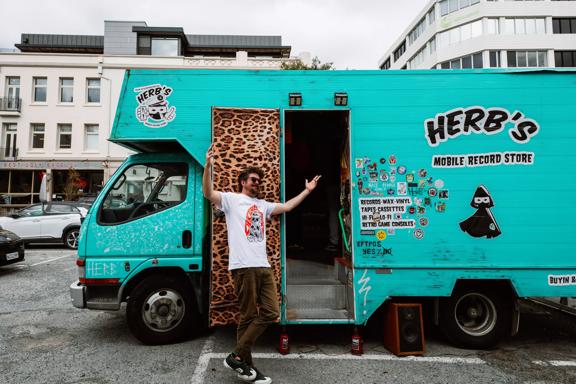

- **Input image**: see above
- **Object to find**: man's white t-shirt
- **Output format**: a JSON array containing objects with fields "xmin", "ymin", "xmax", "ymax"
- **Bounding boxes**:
[{"xmin": 219, "ymin": 192, "xmax": 277, "ymax": 271}]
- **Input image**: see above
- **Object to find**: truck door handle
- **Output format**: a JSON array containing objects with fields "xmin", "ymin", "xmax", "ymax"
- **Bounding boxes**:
[{"xmin": 182, "ymin": 230, "xmax": 192, "ymax": 249}]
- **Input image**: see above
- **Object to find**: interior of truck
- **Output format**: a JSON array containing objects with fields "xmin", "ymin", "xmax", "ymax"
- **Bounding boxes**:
[{"xmin": 284, "ymin": 110, "xmax": 353, "ymax": 320}]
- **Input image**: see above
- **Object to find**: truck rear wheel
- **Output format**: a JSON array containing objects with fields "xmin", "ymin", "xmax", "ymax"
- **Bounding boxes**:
[
  {"xmin": 126, "ymin": 275, "xmax": 198, "ymax": 345},
  {"xmin": 439, "ymin": 285, "xmax": 512, "ymax": 349}
]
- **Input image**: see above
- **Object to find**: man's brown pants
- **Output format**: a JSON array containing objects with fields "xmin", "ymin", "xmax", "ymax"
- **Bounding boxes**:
[{"xmin": 232, "ymin": 267, "xmax": 280, "ymax": 366}]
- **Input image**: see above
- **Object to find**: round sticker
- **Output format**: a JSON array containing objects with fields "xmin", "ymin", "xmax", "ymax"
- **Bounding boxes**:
[
  {"xmin": 419, "ymin": 217, "xmax": 429, "ymax": 226},
  {"xmin": 380, "ymin": 171, "xmax": 389, "ymax": 182},
  {"xmin": 435, "ymin": 179, "xmax": 445, "ymax": 189},
  {"xmin": 418, "ymin": 169, "xmax": 427, "ymax": 178},
  {"xmin": 428, "ymin": 188, "xmax": 437, "ymax": 197},
  {"xmin": 389, "ymin": 155, "xmax": 397, "ymax": 165},
  {"xmin": 398, "ymin": 166, "xmax": 407, "ymax": 175},
  {"xmin": 414, "ymin": 229, "xmax": 424, "ymax": 240},
  {"xmin": 409, "ymin": 206, "xmax": 415, "ymax": 214},
  {"xmin": 380, "ymin": 158, "xmax": 386, "ymax": 164},
  {"xmin": 376, "ymin": 230, "xmax": 387, "ymax": 241},
  {"xmin": 355, "ymin": 171, "xmax": 361, "ymax": 177}
]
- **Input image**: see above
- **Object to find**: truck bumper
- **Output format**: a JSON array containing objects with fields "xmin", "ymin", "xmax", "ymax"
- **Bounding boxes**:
[{"xmin": 69, "ymin": 280, "xmax": 86, "ymax": 308}]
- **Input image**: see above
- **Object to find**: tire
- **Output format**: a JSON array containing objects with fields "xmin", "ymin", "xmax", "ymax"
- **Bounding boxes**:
[
  {"xmin": 63, "ymin": 227, "xmax": 80, "ymax": 249},
  {"xmin": 126, "ymin": 275, "xmax": 198, "ymax": 345},
  {"xmin": 439, "ymin": 285, "xmax": 512, "ymax": 349}
]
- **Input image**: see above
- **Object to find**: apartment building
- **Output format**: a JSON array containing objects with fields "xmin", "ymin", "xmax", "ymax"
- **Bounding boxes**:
[
  {"xmin": 379, "ymin": 0, "xmax": 576, "ymax": 70},
  {"xmin": 0, "ymin": 21, "xmax": 300, "ymax": 211}
]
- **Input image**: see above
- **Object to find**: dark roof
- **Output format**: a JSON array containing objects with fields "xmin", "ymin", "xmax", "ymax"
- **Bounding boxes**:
[
  {"xmin": 16, "ymin": 34, "xmax": 104, "ymax": 53},
  {"xmin": 186, "ymin": 34, "xmax": 283, "ymax": 48}
]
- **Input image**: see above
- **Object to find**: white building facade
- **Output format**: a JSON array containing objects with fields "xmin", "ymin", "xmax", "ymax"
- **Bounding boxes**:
[
  {"xmin": 0, "ymin": 21, "xmax": 301, "ymax": 212},
  {"xmin": 379, "ymin": 0, "xmax": 576, "ymax": 70}
]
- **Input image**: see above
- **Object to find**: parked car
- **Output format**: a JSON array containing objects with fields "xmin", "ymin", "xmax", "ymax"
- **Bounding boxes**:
[
  {"xmin": 0, "ymin": 229, "xmax": 25, "ymax": 266},
  {"xmin": 0, "ymin": 202, "xmax": 87, "ymax": 249}
]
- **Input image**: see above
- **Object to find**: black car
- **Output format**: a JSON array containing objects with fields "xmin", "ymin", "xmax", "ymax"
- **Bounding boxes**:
[{"xmin": 0, "ymin": 229, "xmax": 25, "ymax": 266}]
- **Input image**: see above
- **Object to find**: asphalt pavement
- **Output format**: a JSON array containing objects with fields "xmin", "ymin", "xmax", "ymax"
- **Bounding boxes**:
[{"xmin": 0, "ymin": 247, "xmax": 575, "ymax": 384}]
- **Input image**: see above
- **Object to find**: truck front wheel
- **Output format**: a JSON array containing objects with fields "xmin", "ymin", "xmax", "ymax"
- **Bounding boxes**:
[
  {"xmin": 127, "ymin": 275, "xmax": 197, "ymax": 345},
  {"xmin": 439, "ymin": 285, "xmax": 512, "ymax": 349}
]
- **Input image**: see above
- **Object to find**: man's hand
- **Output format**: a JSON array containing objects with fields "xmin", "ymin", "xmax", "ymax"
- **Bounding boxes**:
[
  {"xmin": 206, "ymin": 144, "xmax": 215, "ymax": 166},
  {"xmin": 305, "ymin": 175, "xmax": 322, "ymax": 192}
]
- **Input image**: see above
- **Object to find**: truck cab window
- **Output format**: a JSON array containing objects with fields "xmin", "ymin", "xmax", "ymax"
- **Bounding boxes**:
[{"xmin": 98, "ymin": 163, "xmax": 188, "ymax": 225}]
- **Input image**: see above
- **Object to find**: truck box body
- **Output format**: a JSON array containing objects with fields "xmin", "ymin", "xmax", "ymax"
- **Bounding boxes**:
[{"xmin": 74, "ymin": 69, "xmax": 576, "ymax": 346}]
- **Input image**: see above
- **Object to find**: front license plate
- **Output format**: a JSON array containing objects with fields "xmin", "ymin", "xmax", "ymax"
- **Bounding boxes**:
[{"xmin": 6, "ymin": 252, "xmax": 19, "ymax": 261}]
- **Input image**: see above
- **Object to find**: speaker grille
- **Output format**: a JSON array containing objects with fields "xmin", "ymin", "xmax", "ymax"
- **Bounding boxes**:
[{"xmin": 398, "ymin": 306, "xmax": 423, "ymax": 352}]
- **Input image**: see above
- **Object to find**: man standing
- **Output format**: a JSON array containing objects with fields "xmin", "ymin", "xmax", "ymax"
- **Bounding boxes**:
[{"xmin": 203, "ymin": 145, "xmax": 320, "ymax": 384}]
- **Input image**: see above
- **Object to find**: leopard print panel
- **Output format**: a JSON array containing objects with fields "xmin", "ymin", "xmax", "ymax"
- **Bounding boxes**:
[{"xmin": 209, "ymin": 108, "xmax": 282, "ymax": 327}]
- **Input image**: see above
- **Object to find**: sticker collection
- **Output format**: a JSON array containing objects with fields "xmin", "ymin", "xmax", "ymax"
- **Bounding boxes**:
[{"xmin": 355, "ymin": 155, "xmax": 448, "ymax": 241}]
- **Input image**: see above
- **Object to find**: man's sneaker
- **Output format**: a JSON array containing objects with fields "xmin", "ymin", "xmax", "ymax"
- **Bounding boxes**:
[
  {"xmin": 240, "ymin": 366, "xmax": 272, "ymax": 384},
  {"xmin": 223, "ymin": 353, "xmax": 256, "ymax": 381}
]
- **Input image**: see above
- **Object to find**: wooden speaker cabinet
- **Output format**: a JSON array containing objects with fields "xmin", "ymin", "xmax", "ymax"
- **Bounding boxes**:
[{"xmin": 383, "ymin": 303, "xmax": 425, "ymax": 356}]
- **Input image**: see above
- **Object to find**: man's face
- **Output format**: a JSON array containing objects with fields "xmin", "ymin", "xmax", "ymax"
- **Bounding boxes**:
[{"xmin": 242, "ymin": 173, "xmax": 261, "ymax": 197}]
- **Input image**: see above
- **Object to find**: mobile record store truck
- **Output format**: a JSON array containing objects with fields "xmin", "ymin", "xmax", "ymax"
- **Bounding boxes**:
[{"xmin": 70, "ymin": 68, "xmax": 576, "ymax": 351}]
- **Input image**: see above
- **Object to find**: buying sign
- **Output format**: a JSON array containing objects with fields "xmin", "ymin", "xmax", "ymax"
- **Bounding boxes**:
[{"xmin": 134, "ymin": 84, "xmax": 176, "ymax": 128}]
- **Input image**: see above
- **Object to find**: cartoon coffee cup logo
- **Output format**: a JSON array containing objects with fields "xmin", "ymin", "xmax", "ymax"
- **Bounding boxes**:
[
  {"xmin": 459, "ymin": 185, "xmax": 501, "ymax": 239},
  {"xmin": 134, "ymin": 84, "xmax": 176, "ymax": 128}
]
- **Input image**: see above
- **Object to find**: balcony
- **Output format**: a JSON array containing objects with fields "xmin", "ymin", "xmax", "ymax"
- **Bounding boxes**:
[
  {"xmin": 0, "ymin": 147, "xmax": 18, "ymax": 160},
  {"xmin": 0, "ymin": 98, "xmax": 22, "ymax": 116}
]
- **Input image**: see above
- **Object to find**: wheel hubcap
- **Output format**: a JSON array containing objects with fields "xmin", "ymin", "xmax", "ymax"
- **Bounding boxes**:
[
  {"xmin": 454, "ymin": 293, "xmax": 497, "ymax": 337},
  {"xmin": 142, "ymin": 289, "xmax": 185, "ymax": 332},
  {"xmin": 67, "ymin": 231, "xmax": 79, "ymax": 248}
]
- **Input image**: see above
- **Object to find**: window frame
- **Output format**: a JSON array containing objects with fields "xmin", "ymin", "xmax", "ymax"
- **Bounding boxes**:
[
  {"xmin": 86, "ymin": 78, "xmax": 101, "ymax": 104},
  {"xmin": 32, "ymin": 77, "xmax": 47, "ymax": 103},
  {"xmin": 96, "ymin": 162, "xmax": 189, "ymax": 226},
  {"xmin": 57, "ymin": 123, "xmax": 73, "ymax": 150},
  {"xmin": 59, "ymin": 77, "xmax": 74, "ymax": 103},
  {"xmin": 84, "ymin": 124, "xmax": 99, "ymax": 151},
  {"xmin": 30, "ymin": 123, "xmax": 45, "ymax": 150}
]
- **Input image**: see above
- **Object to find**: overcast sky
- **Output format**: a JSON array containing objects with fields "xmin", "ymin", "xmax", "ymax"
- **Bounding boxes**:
[{"xmin": 1, "ymin": 0, "xmax": 431, "ymax": 69}]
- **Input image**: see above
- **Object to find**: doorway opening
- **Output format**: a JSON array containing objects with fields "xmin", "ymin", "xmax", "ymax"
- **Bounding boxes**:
[{"xmin": 284, "ymin": 110, "xmax": 353, "ymax": 320}]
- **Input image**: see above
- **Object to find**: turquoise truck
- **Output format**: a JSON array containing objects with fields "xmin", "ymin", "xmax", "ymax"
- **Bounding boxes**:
[{"xmin": 70, "ymin": 69, "xmax": 576, "ymax": 349}]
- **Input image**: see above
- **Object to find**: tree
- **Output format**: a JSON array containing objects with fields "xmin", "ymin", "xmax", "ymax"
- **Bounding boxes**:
[
  {"xmin": 281, "ymin": 56, "xmax": 334, "ymax": 70},
  {"xmin": 64, "ymin": 168, "xmax": 81, "ymax": 201}
]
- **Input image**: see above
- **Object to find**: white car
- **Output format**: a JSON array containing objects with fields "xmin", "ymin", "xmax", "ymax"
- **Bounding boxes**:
[{"xmin": 0, "ymin": 203, "xmax": 88, "ymax": 249}]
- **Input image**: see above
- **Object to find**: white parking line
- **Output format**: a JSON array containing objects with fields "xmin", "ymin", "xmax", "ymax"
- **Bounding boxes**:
[
  {"xmin": 533, "ymin": 360, "xmax": 576, "ymax": 367},
  {"xmin": 30, "ymin": 254, "xmax": 75, "ymax": 267},
  {"xmin": 190, "ymin": 344, "xmax": 486, "ymax": 383},
  {"xmin": 190, "ymin": 335, "xmax": 216, "ymax": 384}
]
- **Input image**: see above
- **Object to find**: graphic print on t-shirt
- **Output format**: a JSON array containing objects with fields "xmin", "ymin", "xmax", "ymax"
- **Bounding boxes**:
[{"xmin": 245, "ymin": 204, "xmax": 265, "ymax": 242}]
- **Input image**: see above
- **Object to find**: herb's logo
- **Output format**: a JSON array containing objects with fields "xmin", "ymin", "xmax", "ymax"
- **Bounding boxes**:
[{"xmin": 134, "ymin": 84, "xmax": 176, "ymax": 128}]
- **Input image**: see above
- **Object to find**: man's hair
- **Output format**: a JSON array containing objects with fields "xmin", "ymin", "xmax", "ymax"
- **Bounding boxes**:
[{"xmin": 238, "ymin": 167, "xmax": 264, "ymax": 192}]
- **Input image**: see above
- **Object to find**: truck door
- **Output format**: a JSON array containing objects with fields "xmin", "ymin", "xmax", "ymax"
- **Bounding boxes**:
[{"xmin": 209, "ymin": 107, "xmax": 281, "ymax": 326}]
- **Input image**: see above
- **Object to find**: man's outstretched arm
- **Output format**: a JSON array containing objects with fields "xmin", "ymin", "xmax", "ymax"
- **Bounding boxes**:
[
  {"xmin": 202, "ymin": 144, "xmax": 222, "ymax": 208},
  {"xmin": 271, "ymin": 175, "xmax": 321, "ymax": 215}
]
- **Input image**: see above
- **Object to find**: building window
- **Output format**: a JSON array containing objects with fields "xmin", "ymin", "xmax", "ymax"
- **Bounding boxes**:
[
  {"xmin": 504, "ymin": 18, "xmax": 546, "ymax": 34},
  {"xmin": 32, "ymin": 77, "xmax": 47, "ymax": 103},
  {"xmin": 2, "ymin": 123, "xmax": 17, "ymax": 158},
  {"xmin": 5, "ymin": 77, "xmax": 20, "ymax": 109},
  {"xmin": 440, "ymin": 0, "xmax": 480, "ymax": 17},
  {"xmin": 507, "ymin": 51, "xmax": 547, "ymax": 68},
  {"xmin": 151, "ymin": 38, "xmax": 180, "ymax": 56},
  {"xmin": 428, "ymin": 7, "xmax": 436, "ymax": 25},
  {"xmin": 553, "ymin": 18, "xmax": 576, "ymax": 34},
  {"xmin": 438, "ymin": 20, "xmax": 482, "ymax": 48},
  {"xmin": 440, "ymin": 52, "xmax": 483, "ymax": 69},
  {"xmin": 490, "ymin": 51, "xmax": 501, "ymax": 67},
  {"xmin": 57, "ymin": 124, "xmax": 72, "ymax": 149},
  {"xmin": 393, "ymin": 42, "xmax": 406, "ymax": 61},
  {"xmin": 138, "ymin": 35, "xmax": 152, "ymax": 55},
  {"xmin": 555, "ymin": 51, "xmax": 576, "ymax": 67},
  {"xmin": 59, "ymin": 78, "xmax": 74, "ymax": 103},
  {"xmin": 380, "ymin": 58, "xmax": 391, "ymax": 70},
  {"xmin": 84, "ymin": 124, "xmax": 99, "ymax": 151},
  {"xmin": 486, "ymin": 18, "xmax": 499, "ymax": 35},
  {"xmin": 86, "ymin": 78, "xmax": 101, "ymax": 103},
  {"xmin": 30, "ymin": 123, "xmax": 45, "ymax": 150},
  {"xmin": 429, "ymin": 37, "xmax": 436, "ymax": 55},
  {"xmin": 408, "ymin": 17, "xmax": 427, "ymax": 45}
]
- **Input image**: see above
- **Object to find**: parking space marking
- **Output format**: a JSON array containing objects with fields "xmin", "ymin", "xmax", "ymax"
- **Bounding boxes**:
[
  {"xmin": 533, "ymin": 360, "xmax": 576, "ymax": 367},
  {"xmin": 30, "ymin": 254, "xmax": 75, "ymax": 267},
  {"xmin": 191, "ymin": 335, "xmax": 216, "ymax": 384},
  {"xmin": 191, "ymin": 339, "xmax": 486, "ymax": 383}
]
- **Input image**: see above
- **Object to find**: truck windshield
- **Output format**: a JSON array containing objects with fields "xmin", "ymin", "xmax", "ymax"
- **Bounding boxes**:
[{"xmin": 98, "ymin": 162, "xmax": 188, "ymax": 224}]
